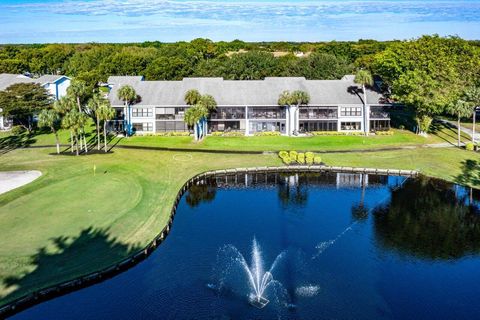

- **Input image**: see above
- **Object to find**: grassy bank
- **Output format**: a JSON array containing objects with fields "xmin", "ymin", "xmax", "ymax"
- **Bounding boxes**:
[{"xmin": 0, "ymin": 133, "xmax": 479, "ymax": 307}]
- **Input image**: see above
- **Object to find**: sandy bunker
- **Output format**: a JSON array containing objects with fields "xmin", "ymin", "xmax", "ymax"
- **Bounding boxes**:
[{"xmin": 0, "ymin": 171, "xmax": 42, "ymax": 195}]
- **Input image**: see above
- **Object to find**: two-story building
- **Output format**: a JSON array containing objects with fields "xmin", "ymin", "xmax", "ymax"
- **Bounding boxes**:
[
  {"xmin": 107, "ymin": 75, "xmax": 390, "ymax": 136},
  {"xmin": 0, "ymin": 74, "xmax": 71, "ymax": 130}
]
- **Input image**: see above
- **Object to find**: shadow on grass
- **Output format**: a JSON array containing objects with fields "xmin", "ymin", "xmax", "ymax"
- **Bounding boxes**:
[
  {"xmin": 456, "ymin": 159, "xmax": 480, "ymax": 187},
  {"xmin": 1, "ymin": 227, "xmax": 141, "ymax": 310},
  {"xmin": 0, "ymin": 133, "xmax": 37, "ymax": 155},
  {"xmin": 60, "ymin": 133, "xmax": 119, "ymax": 155}
]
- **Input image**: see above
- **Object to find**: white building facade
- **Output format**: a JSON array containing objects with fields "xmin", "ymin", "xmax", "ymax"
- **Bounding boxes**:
[{"xmin": 107, "ymin": 76, "xmax": 390, "ymax": 136}]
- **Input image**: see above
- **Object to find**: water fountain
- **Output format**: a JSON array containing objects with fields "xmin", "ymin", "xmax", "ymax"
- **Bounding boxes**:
[{"xmin": 214, "ymin": 238, "xmax": 286, "ymax": 309}]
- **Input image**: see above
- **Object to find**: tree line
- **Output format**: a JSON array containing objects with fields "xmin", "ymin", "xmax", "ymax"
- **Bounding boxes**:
[{"xmin": 2, "ymin": 35, "xmax": 480, "ymax": 142}]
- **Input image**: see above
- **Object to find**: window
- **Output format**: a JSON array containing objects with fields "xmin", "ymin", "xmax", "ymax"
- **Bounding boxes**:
[
  {"xmin": 340, "ymin": 107, "xmax": 362, "ymax": 117},
  {"xmin": 132, "ymin": 108, "xmax": 153, "ymax": 117},
  {"xmin": 299, "ymin": 107, "xmax": 337, "ymax": 119},
  {"xmin": 370, "ymin": 120, "xmax": 390, "ymax": 131},
  {"xmin": 155, "ymin": 121, "xmax": 189, "ymax": 132},
  {"xmin": 248, "ymin": 107, "xmax": 286, "ymax": 119},
  {"xmin": 341, "ymin": 122, "xmax": 361, "ymax": 130},
  {"xmin": 299, "ymin": 121, "xmax": 337, "ymax": 132},
  {"xmin": 156, "ymin": 107, "xmax": 186, "ymax": 120},
  {"xmin": 208, "ymin": 121, "xmax": 240, "ymax": 132},
  {"xmin": 210, "ymin": 107, "xmax": 245, "ymax": 119},
  {"xmin": 133, "ymin": 122, "xmax": 153, "ymax": 132},
  {"xmin": 370, "ymin": 106, "xmax": 390, "ymax": 119}
]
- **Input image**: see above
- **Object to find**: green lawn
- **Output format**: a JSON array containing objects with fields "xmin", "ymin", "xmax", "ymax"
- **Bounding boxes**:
[
  {"xmin": 115, "ymin": 127, "xmax": 468, "ymax": 152},
  {"xmin": 1, "ymin": 129, "xmax": 480, "ymax": 307}
]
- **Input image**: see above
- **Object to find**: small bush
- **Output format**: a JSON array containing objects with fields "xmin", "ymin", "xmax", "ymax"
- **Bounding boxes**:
[
  {"xmin": 11, "ymin": 125, "xmax": 26, "ymax": 135},
  {"xmin": 155, "ymin": 131, "xmax": 190, "ymax": 137},
  {"xmin": 309, "ymin": 131, "xmax": 365, "ymax": 136},
  {"xmin": 305, "ymin": 151, "xmax": 314, "ymax": 158},
  {"xmin": 314, "ymin": 156, "xmax": 322, "ymax": 165},
  {"xmin": 297, "ymin": 153, "xmax": 305, "ymax": 164},
  {"xmin": 282, "ymin": 156, "xmax": 292, "ymax": 165},
  {"xmin": 210, "ymin": 131, "xmax": 243, "ymax": 137},
  {"xmin": 289, "ymin": 150, "xmax": 298, "ymax": 161},
  {"xmin": 306, "ymin": 157, "xmax": 314, "ymax": 165},
  {"xmin": 254, "ymin": 131, "xmax": 281, "ymax": 136},
  {"xmin": 279, "ymin": 151, "xmax": 288, "ymax": 158},
  {"xmin": 398, "ymin": 125, "xmax": 405, "ymax": 130},
  {"xmin": 223, "ymin": 131, "xmax": 244, "ymax": 137},
  {"xmin": 466, "ymin": 142, "xmax": 476, "ymax": 151},
  {"xmin": 375, "ymin": 130, "xmax": 394, "ymax": 136}
]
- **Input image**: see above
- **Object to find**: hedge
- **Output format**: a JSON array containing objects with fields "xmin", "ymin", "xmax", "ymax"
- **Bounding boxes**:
[
  {"xmin": 210, "ymin": 131, "xmax": 244, "ymax": 137},
  {"xmin": 254, "ymin": 131, "xmax": 281, "ymax": 136}
]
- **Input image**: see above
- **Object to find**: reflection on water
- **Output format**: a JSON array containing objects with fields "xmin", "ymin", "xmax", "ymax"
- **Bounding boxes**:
[
  {"xmin": 373, "ymin": 176, "xmax": 480, "ymax": 260},
  {"xmin": 10, "ymin": 172, "xmax": 480, "ymax": 320}
]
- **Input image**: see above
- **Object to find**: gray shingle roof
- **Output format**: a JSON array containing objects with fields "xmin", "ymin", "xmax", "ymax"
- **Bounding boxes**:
[
  {"xmin": 0, "ymin": 73, "xmax": 69, "ymax": 91},
  {"xmin": 108, "ymin": 76, "xmax": 387, "ymax": 107},
  {"xmin": 0, "ymin": 74, "xmax": 34, "ymax": 91}
]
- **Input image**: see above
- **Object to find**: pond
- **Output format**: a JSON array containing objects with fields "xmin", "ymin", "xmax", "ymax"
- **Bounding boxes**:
[{"xmin": 11, "ymin": 172, "xmax": 480, "ymax": 319}]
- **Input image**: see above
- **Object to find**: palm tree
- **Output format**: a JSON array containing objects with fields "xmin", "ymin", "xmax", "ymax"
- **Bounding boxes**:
[
  {"xmin": 184, "ymin": 105, "xmax": 208, "ymax": 141},
  {"xmin": 62, "ymin": 110, "xmax": 87, "ymax": 156},
  {"xmin": 354, "ymin": 70, "xmax": 374, "ymax": 135},
  {"xmin": 53, "ymin": 97, "xmax": 76, "ymax": 153},
  {"xmin": 198, "ymin": 94, "xmax": 217, "ymax": 138},
  {"xmin": 88, "ymin": 93, "xmax": 106, "ymax": 150},
  {"xmin": 465, "ymin": 86, "xmax": 480, "ymax": 144},
  {"xmin": 38, "ymin": 109, "xmax": 61, "ymax": 154},
  {"xmin": 277, "ymin": 90, "xmax": 310, "ymax": 135},
  {"xmin": 183, "ymin": 90, "xmax": 217, "ymax": 140},
  {"xmin": 67, "ymin": 79, "xmax": 87, "ymax": 112},
  {"xmin": 184, "ymin": 89, "xmax": 201, "ymax": 106},
  {"xmin": 448, "ymin": 99, "xmax": 473, "ymax": 147},
  {"xmin": 67, "ymin": 79, "xmax": 89, "ymax": 152},
  {"xmin": 117, "ymin": 85, "xmax": 137, "ymax": 137},
  {"xmin": 97, "ymin": 104, "xmax": 116, "ymax": 152}
]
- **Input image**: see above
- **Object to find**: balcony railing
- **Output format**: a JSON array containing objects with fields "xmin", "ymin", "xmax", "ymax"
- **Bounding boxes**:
[
  {"xmin": 299, "ymin": 107, "xmax": 338, "ymax": 119},
  {"xmin": 370, "ymin": 106, "xmax": 390, "ymax": 119}
]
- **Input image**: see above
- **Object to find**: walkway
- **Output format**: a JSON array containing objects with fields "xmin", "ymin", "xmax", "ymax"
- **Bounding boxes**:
[{"xmin": 438, "ymin": 119, "xmax": 478, "ymax": 142}]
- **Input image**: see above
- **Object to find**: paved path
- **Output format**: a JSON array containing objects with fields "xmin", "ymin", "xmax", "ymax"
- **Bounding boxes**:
[
  {"xmin": 438, "ymin": 119, "xmax": 479, "ymax": 142},
  {"xmin": 0, "ymin": 170, "xmax": 42, "ymax": 195}
]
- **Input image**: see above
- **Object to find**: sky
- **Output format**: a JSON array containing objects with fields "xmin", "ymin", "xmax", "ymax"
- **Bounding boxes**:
[{"xmin": 1, "ymin": 0, "xmax": 480, "ymax": 43}]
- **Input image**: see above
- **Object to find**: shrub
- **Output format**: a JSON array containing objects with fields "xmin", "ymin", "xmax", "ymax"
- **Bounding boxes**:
[
  {"xmin": 11, "ymin": 125, "xmax": 25, "ymax": 135},
  {"xmin": 309, "ymin": 131, "xmax": 365, "ymax": 136},
  {"xmin": 305, "ymin": 151, "xmax": 314, "ymax": 159},
  {"xmin": 279, "ymin": 151, "xmax": 288, "ymax": 158},
  {"xmin": 289, "ymin": 150, "xmax": 298, "ymax": 161},
  {"xmin": 155, "ymin": 132, "xmax": 191, "ymax": 137},
  {"xmin": 306, "ymin": 156, "xmax": 314, "ymax": 165},
  {"xmin": 466, "ymin": 142, "xmax": 476, "ymax": 151},
  {"xmin": 254, "ymin": 131, "xmax": 281, "ymax": 136},
  {"xmin": 314, "ymin": 156, "xmax": 322, "ymax": 165},
  {"xmin": 375, "ymin": 130, "xmax": 394, "ymax": 136},
  {"xmin": 210, "ymin": 131, "xmax": 243, "ymax": 137},
  {"xmin": 222, "ymin": 131, "xmax": 244, "ymax": 137},
  {"xmin": 297, "ymin": 153, "xmax": 305, "ymax": 164},
  {"xmin": 398, "ymin": 125, "xmax": 405, "ymax": 130},
  {"xmin": 282, "ymin": 155, "xmax": 292, "ymax": 165}
]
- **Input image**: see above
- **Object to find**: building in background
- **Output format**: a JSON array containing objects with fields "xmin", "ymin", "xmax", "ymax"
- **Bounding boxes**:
[
  {"xmin": 0, "ymin": 74, "xmax": 71, "ymax": 130},
  {"xmin": 107, "ymin": 75, "xmax": 391, "ymax": 136}
]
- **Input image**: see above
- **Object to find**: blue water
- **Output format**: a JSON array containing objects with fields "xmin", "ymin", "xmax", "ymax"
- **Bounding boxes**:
[{"xmin": 9, "ymin": 172, "xmax": 480, "ymax": 319}]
